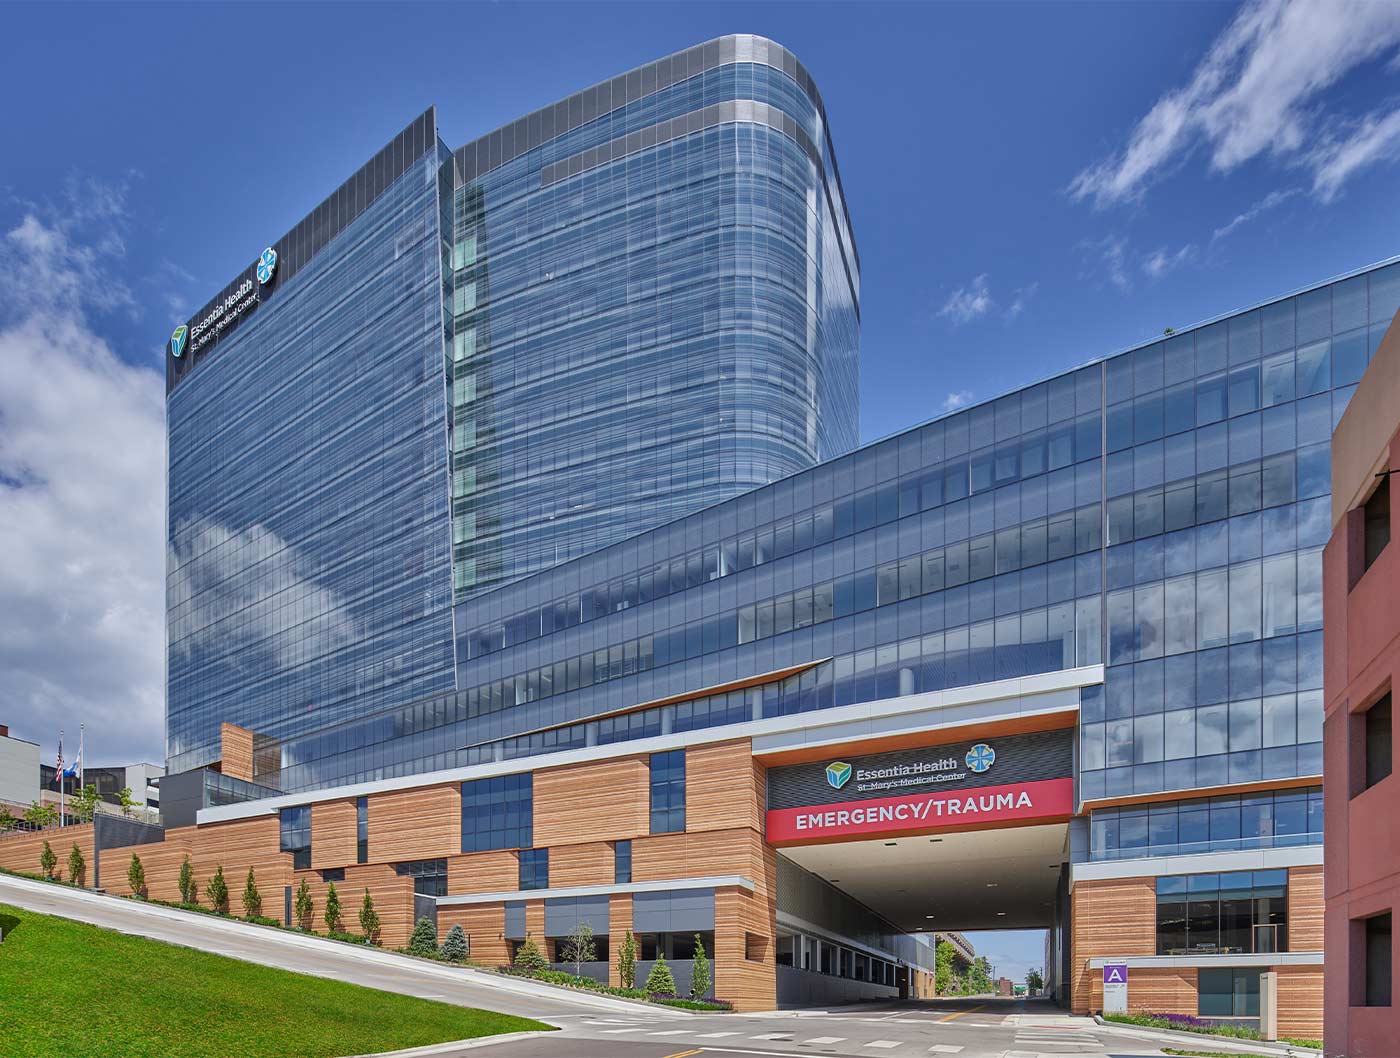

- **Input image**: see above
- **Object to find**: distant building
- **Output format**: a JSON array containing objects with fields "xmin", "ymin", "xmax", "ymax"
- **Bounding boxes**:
[
  {"xmin": 1323, "ymin": 308, "xmax": 1399, "ymax": 1056},
  {"xmin": 997, "ymin": 976, "xmax": 1014, "ymax": 996},
  {"xmin": 0, "ymin": 725, "xmax": 40, "ymax": 810},
  {"xmin": 38, "ymin": 762, "xmax": 163, "ymax": 823}
]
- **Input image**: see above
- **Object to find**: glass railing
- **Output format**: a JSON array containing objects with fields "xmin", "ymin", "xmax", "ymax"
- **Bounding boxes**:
[{"xmin": 1090, "ymin": 831, "xmax": 1322, "ymax": 861}]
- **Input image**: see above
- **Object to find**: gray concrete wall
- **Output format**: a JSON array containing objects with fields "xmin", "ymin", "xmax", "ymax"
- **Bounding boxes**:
[{"xmin": 0, "ymin": 734, "xmax": 39, "ymax": 809}]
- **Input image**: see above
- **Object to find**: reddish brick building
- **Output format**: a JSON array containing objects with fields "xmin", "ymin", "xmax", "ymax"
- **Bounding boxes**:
[{"xmin": 1324, "ymin": 313, "xmax": 1400, "ymax": 1056}]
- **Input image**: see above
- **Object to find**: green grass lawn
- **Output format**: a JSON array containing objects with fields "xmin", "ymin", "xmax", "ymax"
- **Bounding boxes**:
[{"xmin": 0, "ymin": 904, "xmax": 552, "ymax": 1058}]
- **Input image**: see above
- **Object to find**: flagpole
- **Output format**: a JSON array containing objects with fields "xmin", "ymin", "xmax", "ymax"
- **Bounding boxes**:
[{"xmin": 58, "ymin": 728, "xmax": 64, "ymax": 829}]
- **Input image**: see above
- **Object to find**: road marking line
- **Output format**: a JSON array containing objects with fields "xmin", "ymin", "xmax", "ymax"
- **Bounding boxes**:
[
  {"xmin": 696, "ymin": 1031, "xmax": 743, "ymax": 1037},
  {"xmin": 935, "ymin": 1004, "xmax": 984, "ymax": 1022},
  {"xmin": 598, "ymin": 1028, "xmax": 638, "ymax": 1033},
  {"xmin": 750, "ymin": 1032, "xmax": 795, "ymax": 1040},
  {"xmin": 649, "ymin": 1029, "xmax": 695, "ymax": 1035},
  {"xmin": 864, "ymin": 1042, "xmax": 901, "ymax": 1049},
  {"xmin": 803, "ymin": 1037, "xmax": 847, "ymax": 1044},
  {"xmin": 928, "ymin": 1046, "xmax": 965, "ymax": 1054},
  {"xmin": 662, "ymin": 1050, "xmax": 703, "ymax": 1058}
]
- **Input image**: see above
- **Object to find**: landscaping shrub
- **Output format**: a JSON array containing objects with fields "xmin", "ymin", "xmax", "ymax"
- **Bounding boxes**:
[
  {"xmin": 178, "ymin": 856, "xmax": 197, "ymax": 904},
  {"xmin": 618, "ymin": 928, "xmax": 637, "ymax": 989},
  {"xmin": 294, "ymin": 879, "xmax": 314, "ymax": 931},
  {"xmin": 323, "ymin": 882, "xmax": 342, "ymax": 933},
  {"xmin": 690, "ymin": 933, "xmax": 711, "ymax": 998},
  {"xmin": 408, "ymin": 916, "xmax": 438, "ymax": 956},
  {"xmin": 358, "ymin": 888, "xmax": 380, "ymax": 944},
  {"xmin": 441, "ymin": 923, "xmax": 469, "ymax": 963},
  {"xmin": 67, "ymin": 844, "xmax": 85, "ymax": 887},
  {"xmin": 513, "ymin": 937, "xmax": 548, "ymax": 972},
  {"xmin": 127, "ymin": 854, "xmax": 146, "ymax": 897},
  {"xmin": 643, "ymin": 956, "xmax": 676, "ymax": 996},
  {"xmin": 241, "ymin": 867, "xmax": 262, "ymax": 918},
  {"xmin": 204, "ymin": 866, "xmax": 229, "ymax": 912},
  {"xmin": 39, "ymin": 840, "xmax": 57, "ymax": 880},
  {"xmin": 1103, "ymin": 1012, "xmax": 1261, "ymax": 1041}
]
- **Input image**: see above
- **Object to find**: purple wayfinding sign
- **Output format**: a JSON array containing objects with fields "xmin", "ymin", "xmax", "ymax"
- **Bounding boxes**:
[{"xmin": 1103, "ymin": 963, "xmax": 1128, "ymax": 984}]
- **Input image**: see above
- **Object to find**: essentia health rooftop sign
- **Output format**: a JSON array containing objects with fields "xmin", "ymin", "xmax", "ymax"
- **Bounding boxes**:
[{"xmin": 764, "ymin": 730, "xmax": 1073, "ymax": 845}]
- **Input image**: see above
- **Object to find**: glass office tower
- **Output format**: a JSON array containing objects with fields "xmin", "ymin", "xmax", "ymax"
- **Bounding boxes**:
[
  {"xmin": 253, "ymin": 258, "xmax": 1399, "ymax": 794},
  {"xmin": 447, "ymin": 34, "xmax": 860, "ymax": 600},
  {"xmin": 165, "ymin": 37, "xmax": 860, "ymax": 774}
]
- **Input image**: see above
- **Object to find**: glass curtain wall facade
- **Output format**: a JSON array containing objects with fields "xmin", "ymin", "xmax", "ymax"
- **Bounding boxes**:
[
  {"xmin": 250, "ymin": 258, "xmax": 1399, "ymax": 794},
  {"xmin": 166, "ymin": 114, "xmax": 458, "ymax": 773},
  {"xmin": 447, "ymin": 34, "xmax": 860, "ymax": 600}
]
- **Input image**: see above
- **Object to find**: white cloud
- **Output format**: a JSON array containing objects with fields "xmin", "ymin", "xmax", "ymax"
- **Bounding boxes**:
[
  {"xmin": 1143, "ymin": 243, "xmax": 1195, "ymax": 279},
  {"xmin": 939, "ymin": 274, "xmax": 994, "ymax": 324},
  {"xmin": 0, "ymin": 196, "xmax": 166, "ymax": 765},
  {"xmin": 1309, "ymin": 106, "xmax": 1400, "ymax": 201},
  {"xmin": 1006, "ymin": 282, "xmax": 1039, "ymax": 319},
  {"xmin": 1211, "ymin": 187, "xmax": 1301, "ymax": 241},
  {"xmin": 1070, "ymin": 0, "xmax": 1400, "ymax": 206},
  {"xmin": 942, "ymin": 390, "xmax": 974, "ymax": 412},
  {"xmin": 1079, "ymin": 235, "xmax": 1132, "ymax": 292}
]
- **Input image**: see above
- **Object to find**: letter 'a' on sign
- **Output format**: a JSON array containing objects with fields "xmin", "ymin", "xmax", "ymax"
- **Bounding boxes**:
[{"xmin": 825, "ymin": 761, "xmax": 852, "ymax": 790}]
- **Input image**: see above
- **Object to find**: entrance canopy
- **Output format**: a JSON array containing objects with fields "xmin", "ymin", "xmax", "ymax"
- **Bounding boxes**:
[{"xmin": 780, "ymin": 821, "xmax": 1067, "ymax": 932}]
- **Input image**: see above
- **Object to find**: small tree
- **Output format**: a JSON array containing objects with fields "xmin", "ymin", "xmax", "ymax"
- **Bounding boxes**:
[
  {"xmin": 689, "ymin": 933, "xmax": 711, "ymax": 998},
  {"xmin": 39, "ymin": 839, "xmax": 57, "ymax": 880},
  {"xmin": 26, "ymin": 801, "xmax": 58, "ymax": 828},
  {"xmin": 441, "ymin": 923, "xmax": 469, "ymax": 963},
  {"xmin": 323, "ymin": 882, "xmax": 343, "ymax": 932},
  {"xmin": 70, "ymin": 784, "xmax": 100, "ymax": 824},
  {"xmin": 618, "ymin": 929, "xmax": 638, "ymax": 989},
  {"xmin": 559, "ymin": 921, "xmax": 596, "ymax": 975},
  {"xmin": 0, "ymin": 805, "xmax": 17, "ymax": 831},
  {"xmin": 294, "ymin": 878, "xmax": 314, "ymax": 930},
  {"xmin": 117, "ymin": 787, "xmax": 136, "ymax": 818},
  {"xmin": 67, "ymin": 843, "xmax": 85, "ymax": 886},
  {"xmin": 643, "ymin": 955, "xmax": 677, "ymax": 996},
  {"xmin": 934, "ymin": 938, "xmax": 955, "ymax": 995},
  {"xmin": 205, "ymin": 865, "xmax": 229, "ymax": 912},
  {"xmin": 513, "ymin": 936, "xmax": 548, "ymax": 972},
  {"xmin": 127, "ymin": 853, "xmax": 146, "ymax": 897},
  {"xmin": 178, "ymin": 855, "xmax": 197, "ymax": 904},
  {"xmin": 408, "ymin": 916, "xmax": 439, "ymax": 956},
  {"xmin": 1026, "ymin": 967, "xmax": 1045, "ymax": 994},
  {"xmin": 242, "ymin": 867, "xmax": 262, "ymax": 918},
  {"xmin": 358, "ymin": 888, "xmax": 381, "ymax": 944}
]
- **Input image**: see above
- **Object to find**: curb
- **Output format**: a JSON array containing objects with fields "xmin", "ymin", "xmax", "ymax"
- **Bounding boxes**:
[
  {"xmin": 336, "ymin": 1031, "xmax": 559, "ymax": 1057},
  {"xmin": 1093, "ymin": 1014, "xmax": 1321, "ymax": 1056}
]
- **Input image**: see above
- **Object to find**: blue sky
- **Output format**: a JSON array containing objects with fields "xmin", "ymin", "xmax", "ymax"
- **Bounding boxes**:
[{"xmin": 5, "ymin": 0, "xmax": 1400, "ymax": 973}]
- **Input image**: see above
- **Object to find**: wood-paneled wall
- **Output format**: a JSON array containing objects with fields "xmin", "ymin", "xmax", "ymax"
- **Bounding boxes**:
[
  {"xmin": 533, "ymin": 757, "xmax": 649, "ymax": 845},
  {"xmin": 633, "ymin": 826, "xmax": 768, "ymax": 884},
  {"xmin": 438, "ymin": 903, "xmax": 510, "ymax": 967},
  {"xmin": 0, "ymin": 825, "xmax": 95, "ymax": 886},
  {"xmin": 684, "ymin": 740, "xmax": 762, "ymax": 833},
  {"xmin": 367, "ymin": 783, "xmax": 459, "ymax": 862},
  {"xmin": 608, "ymin": 893, "xmax": 633, "ymax": 987},
  {"xmin": 188, "ymin": 816, "xmax": 291, "ymax": 906},
  {"xmin": 311, "ymin": 799, "xmax": 358, "ymax": 869},
  {"xmin": 219, "ymin": 723, "xmax": 254, "ymax": 782},
  {"xmin": 1069, "ymin": 877, "xmax": 1157, "ymax": 1013},
  {"xmin": 118, "ymin": 828, "xmax": 195, "ymax": 901},
  {"xmin": 715, "ymin": 883, "xmax": 777, "ymax": 1009},
  {"xmin": 547, "ymin": 841, "xmax": 613, "ymax": 888},
  {"xmin": 1288, "ymin": 864, "xmax": 1324, "ymax": 950},
  {"xmin": 1276, "ymin": 966, "xmax": 1323, "ymax": 1038},
  {"xmin": 447, "ymin": 850, "xmax": 519, "ymax": 895},
  {"xmin": 292, "ymin": 863, "xmax": 415, "ymax": 947}
]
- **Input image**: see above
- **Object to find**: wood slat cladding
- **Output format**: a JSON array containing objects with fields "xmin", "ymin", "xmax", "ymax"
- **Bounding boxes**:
[
  {"xmin": 114, "ymin": 827, "xmax": 195, "ymax": 901},
  {"xmin": 1085, "ymin": 966, "xmax": 1197, "ymax": 1016},
  {"xmin": 633, "ymin": 827, "xmax": 769, "ymax": 889},
  {"xmin": 1069, "ymin": 876, "xmax": 1157, "ymax": 1013},
  {"xmin": 294, "ymin": 863, "xmax": 414, "ymax": 948},
  {"xmin": 525, "ymin": 900, "xmax": 545, "ymax": 941},
  {"xmin": 684, "ymin": 740, "xmax": 762, "ymax": 833},
  {"xmin": 608, "ymin": 893, "xmax": 633, "ymax": 987},
  {"xmin": 219, "ymin": 723, "xmax": 254, "ymax": 781},
  {"xmin": 311, "ymin": 800, "xmax": 358, "ymax": 869},
  {"xmin": 367, "ymin": 783, "xmax": 459, "ymax": 862},
  {"xmin": 533, "ymin": 757, "xmax": 649, "ymax": 845},
  {"xmin": 1288, "ymin": 864, "xmax": 1325, "ymax": 950},
  {"xmin": 1277, "ymin": 966, "xmax": 1323, "ymax": 1038},
  {"xmin": 547, "ymin": 842, "xmax": 614, "ymax": 888},
  {"xmin": 715, "ymin": 884, "xmax": 776, "ymax": 1011},
  {"xmin": 189, "ymin": 816, "xmax": 291, "ymax": 900},
  {"xmin": 438, "ymin": 903, "xmax": 510, "ymax": 967},
  {"xmin": 0, "ymin": 825, "xmax": 96, "ymax": 886},
  {"xmin": 447, "ymin": 850, "xmax": 519, "ymax": 895}
]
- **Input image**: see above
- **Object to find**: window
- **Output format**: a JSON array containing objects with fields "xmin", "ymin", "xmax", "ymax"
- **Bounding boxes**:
[
  {"xmin": 1361, "ymin": 693, "xmax": 1393, "ymax": 793},
  {"xmin": 319, "ymin": 868, "xmax": 344, "ymax": 882},
  {"xmin": 649, "ymin": 750, "xmax": 686, "ymax": 834},
  {"xmin": 519, "ymin": 848, "xmax": 548, "ymax": 891},
  {"xmin": 279, "ymin": 805, "xmax": 311, "ymax": 870},
  {"xmin": 356, "ymin": 796, "xmax": 368, "ymax": 865},
  {"xmin": 614, "ymin": 839, "xmax": 631, "ymax": 884},
  {"xmin": 394, "ymin": 859, "xmax": 447, "ymax": 896},
  {"xmin": 1365, "ymin": 913, "xmax": 1392, "ymax": 1007},
  {"xmin": 1199, "ymin": 967, "xmax": 1260, "ymax": 1018},
  {"xmin": 461, "ymin": 773, "xmax": 532, "ymax": 852},
  {"xmin": 1156, "ymin": 870, "xmax": 1288, "ymax": 954},
  {"xmin": 1364, "ymin": 477, "xmax": 1391, "ymax": 572}
]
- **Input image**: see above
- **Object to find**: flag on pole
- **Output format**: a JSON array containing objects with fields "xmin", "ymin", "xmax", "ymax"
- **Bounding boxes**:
[{"xmin": 54, "ymin": 734, "xmax": 64, "ymax": 786}]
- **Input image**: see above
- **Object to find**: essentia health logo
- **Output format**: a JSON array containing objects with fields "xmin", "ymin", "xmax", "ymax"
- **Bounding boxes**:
[
  {"xmin": 825, "ymin": 761, "xmax": 852, "ymax": 790},
  {"xmin": 169, "ymin": 324, "xmax": 188, "ymax": 358},
  {"xmin": 965, "ymin": 743, "xmax": 996, "ymax": 773},
  {"xmin": 256, "ymin": 246, "xmax": 278, "ymax": 284}
]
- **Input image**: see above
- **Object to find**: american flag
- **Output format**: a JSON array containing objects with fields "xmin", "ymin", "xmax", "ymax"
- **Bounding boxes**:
[{"xmin": 54, "ymin": 735, "xmax": 63, "ymax": 787}]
